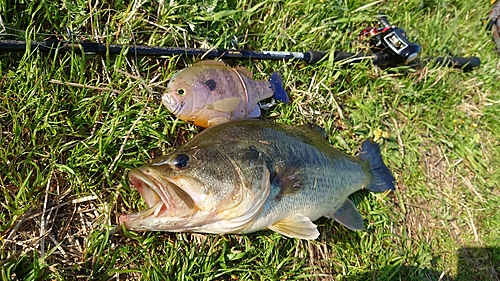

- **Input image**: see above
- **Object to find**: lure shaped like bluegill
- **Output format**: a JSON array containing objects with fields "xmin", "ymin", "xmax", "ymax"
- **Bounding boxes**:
[
  {"xmin": 119, "ymin": 120, "xmax": 395, "ymax": 240},
  {"xmin": 161, "ymin": 60, "xmax": 289, "ymax": 128}
]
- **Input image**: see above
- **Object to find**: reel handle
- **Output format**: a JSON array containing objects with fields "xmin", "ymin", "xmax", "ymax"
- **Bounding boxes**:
[{"xmin": 376, "ymin": 14, "xmax": 392, "ymax": 27}]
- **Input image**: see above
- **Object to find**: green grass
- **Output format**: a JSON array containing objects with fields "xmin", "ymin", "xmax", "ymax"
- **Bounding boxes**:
[{"xmin": 1, "ymin": 0, "xmax": 499, "ymax": 280}]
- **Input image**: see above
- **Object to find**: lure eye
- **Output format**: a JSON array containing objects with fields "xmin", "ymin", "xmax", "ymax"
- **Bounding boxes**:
[
  {"xmin": 176, "ymin": 88, "xmax": 186, "ymax": 96},
  {"xmin": 172, "ymin": 154, "xmax": 190, "ymax": 169}
]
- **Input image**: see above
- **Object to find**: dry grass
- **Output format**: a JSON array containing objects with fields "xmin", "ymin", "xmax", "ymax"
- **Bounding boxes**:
[
  {"xmin": 1, "ymin": 0, "xmax": 500, "ymax": 280},
  {"xmin": 2, "ymin": 171, "xmax": 101, "ymax": 278}
]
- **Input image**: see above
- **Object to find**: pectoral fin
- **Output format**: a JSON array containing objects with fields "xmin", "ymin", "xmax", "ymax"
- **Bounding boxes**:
[
  {"xmin": 269, "ymin": 214, "xmax": 319, "ymax": 240},
  {"xmin": 273, "ymin": 159, "xmax": 305, "ymax": 199},
  {"xmin": 326, "ymin": 199, "xmax": 364, "ymax": 231},
  {"xmin": 206, "ymin": 97, "xmax": 241, "ymax": 112}
]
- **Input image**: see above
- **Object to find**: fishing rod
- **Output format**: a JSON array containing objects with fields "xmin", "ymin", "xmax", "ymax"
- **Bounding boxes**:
[
  {"xmin": 0, "ymin": 15, "xmax": 480, "ymax": 71},
  {"xmin": 0, "ymin": 39, "xmax": 480, "ymax": 71}
]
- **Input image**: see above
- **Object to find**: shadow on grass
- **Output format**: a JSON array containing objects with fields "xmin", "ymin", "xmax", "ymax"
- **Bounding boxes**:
[
  {"xmin": 456, "ymin": 247, "xmax": 500, "ymax": 281},
  {"xmin": 346, "ymin": 247, "xmax": 500, "ymax": 281}
]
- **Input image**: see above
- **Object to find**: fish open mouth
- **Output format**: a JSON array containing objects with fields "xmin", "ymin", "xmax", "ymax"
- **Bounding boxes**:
[{"xmin": 119, "ymin": 168, "xmax": 196, "ymax": 224}]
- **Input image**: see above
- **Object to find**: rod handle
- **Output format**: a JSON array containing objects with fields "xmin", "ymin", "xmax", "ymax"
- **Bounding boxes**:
[{"xmin": 425, "ymin": 56, "xmax": 481, "ymax": 72}]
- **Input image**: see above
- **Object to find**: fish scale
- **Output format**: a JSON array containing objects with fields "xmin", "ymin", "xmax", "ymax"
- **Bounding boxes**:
[
  {"xmin": 235, "ymin": 130, "xmax": 371, "ymax": 233},
  {"xmin": 161, "ymin": 60, "xmax": 289, "ymax": 128},
  {"xmin": 120, "ymin": 119, "xmax": 395, "ymax": 240}
]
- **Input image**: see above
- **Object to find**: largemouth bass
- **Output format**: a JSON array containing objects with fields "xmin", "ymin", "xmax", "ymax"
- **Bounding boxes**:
[
  {"xmin": 119, "ymin": 120, "xmax": 395, "ymax": 239},
  {"xmin": 162, "ymin": 60, "xmax": 289, "ymax": 128}
]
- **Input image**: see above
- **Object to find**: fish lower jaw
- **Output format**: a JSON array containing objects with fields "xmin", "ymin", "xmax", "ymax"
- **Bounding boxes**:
[
  {"xmin": 152, "ymin": 200, "xmax": 167, "ymax": 217},
  {"xmin": 119, "ymin": 200, "xmax": 166, "ymax": 224}
]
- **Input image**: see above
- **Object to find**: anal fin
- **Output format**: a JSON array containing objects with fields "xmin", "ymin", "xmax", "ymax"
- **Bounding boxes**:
[
  {"xmin": 247, "ymin": 105, "xmax": 261, "ymax": 118},
  {"xmin": 206, "ymin": 117, "xmax": 231, "ymax": 127},
  {"xmin": 326, "ymin": 199, "xmax": 364, "ymax": 231},
  {"xmin": 269, "ymin": 214, "xmax": 319, "ymax": 240}
]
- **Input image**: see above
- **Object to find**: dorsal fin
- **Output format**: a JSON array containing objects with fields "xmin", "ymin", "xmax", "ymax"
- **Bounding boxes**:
[
  {"xmin": 234, "ymin": 66, "xmax": 253, "ymax": 78},
  {"xmin": 195, "ymin": 60, "xmax": 227, "ymax": 67},
  {"xmin": 300, "ymin": 123, "xmax": 328, "ymax": 139}
]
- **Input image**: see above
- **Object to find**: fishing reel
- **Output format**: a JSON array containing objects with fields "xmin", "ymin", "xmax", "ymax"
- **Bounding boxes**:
[{"xmin": 360, "ymin": 14, "xmax": 421, "ymax": 66}]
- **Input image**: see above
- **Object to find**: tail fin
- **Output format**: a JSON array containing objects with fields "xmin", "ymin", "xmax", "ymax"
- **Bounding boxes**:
[
  {"xmin": 269, "ymin": 72, "xmax": 290, "ymax": 103},
  {"xmin": 358, "ymin": 139, "xmax": 395, "ymax": 192}
]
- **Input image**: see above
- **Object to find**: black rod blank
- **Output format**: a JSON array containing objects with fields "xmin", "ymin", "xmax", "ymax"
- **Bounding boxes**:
[{"xmin": 0, "ymin": 39, "xmax": 480, "ymax": 71}]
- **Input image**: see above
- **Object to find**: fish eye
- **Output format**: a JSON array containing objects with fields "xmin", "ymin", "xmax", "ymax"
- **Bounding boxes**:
[
  {"xmin": 172, "ymin": 154, "xmax": 190, "ymax": 169},
  {"xmin": 176, "ymin": 88, "xmax": 186, "ymax": 96}
]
